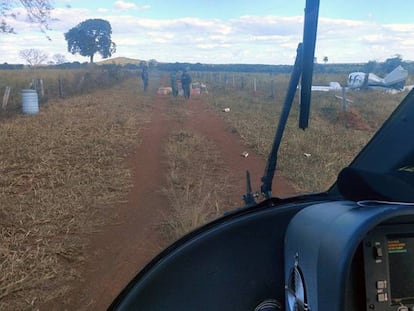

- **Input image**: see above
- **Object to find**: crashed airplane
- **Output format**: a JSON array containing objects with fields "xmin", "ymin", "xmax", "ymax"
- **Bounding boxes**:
[
  {"xmin": 311, "ymin": 65, "xmax": 410, "ymax": 93},
  {"xmin": 347, "ymin": 65, "xmax": 408, "ymax": 90}
]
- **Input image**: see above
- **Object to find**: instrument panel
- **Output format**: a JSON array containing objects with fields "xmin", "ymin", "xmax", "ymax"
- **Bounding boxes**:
[{"xmin": 363, "ymin": 225, "xmax": 414, "ymax": 311}]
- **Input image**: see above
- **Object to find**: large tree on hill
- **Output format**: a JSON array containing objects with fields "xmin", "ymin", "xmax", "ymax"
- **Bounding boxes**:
[
  {"xmin": 1, "ymin": 0, "xmax": 53, "ymax": 34},
  {"xmin": 64, "ymin": 19, "xmax": 116, "ymax": 63}
]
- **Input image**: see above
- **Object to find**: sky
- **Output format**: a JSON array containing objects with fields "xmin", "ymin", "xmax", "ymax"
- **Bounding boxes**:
[{"xmin": 1, "ymin": 0, "xmax": 414, "ymax": 65}]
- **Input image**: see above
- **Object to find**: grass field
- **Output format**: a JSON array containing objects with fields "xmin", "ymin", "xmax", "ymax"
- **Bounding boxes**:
[
  {"xmin": 200, "ymin": 72, "xmax": 405, "ymax": 192},
  {"xmin": 161, "ymin": 129, "xmax": 227, "ymax": 242},
  {"xmin": 0, "ymin": 78, "xmax": 150, "ymax": 310},
  {"xmin": 0, "ymin": 66, "xmax": 133, "ymax": 116}
]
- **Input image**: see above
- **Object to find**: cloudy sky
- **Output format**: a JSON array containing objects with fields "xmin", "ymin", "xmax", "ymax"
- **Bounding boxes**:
[{"xmin": 1, "ymin": 0, "xmax": 414, "ymax": 65}]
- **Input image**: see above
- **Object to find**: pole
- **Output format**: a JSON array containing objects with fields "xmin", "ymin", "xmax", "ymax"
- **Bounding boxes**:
[
  {"xmin": 253, "ymin": 78, "xmax": 257, "ymax": 95},
  {"xmin": 342, "ymin": 87, "xmax": 347, "ymax": 112},
  {"xmin": 2, "ymin": 86, "xmax": 11, "ymax": 109},
  {"xmin": 261, "ymin": 43, "xmax": 303, "ymax": 199}
]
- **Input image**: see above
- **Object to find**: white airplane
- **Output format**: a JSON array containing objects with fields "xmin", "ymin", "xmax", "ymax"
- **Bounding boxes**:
[
  {"xmin": 347, "ymin": 65, "xmax": 408, "ymax": 90},
  {"xmin": 311, "ymin": 65, "xmax": 410, "ymax": 93}
]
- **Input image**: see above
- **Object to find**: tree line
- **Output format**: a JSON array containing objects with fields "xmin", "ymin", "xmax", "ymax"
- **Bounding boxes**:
[{"xmin": 3, "ymin": 58, "xmax": 414, "ymax": 76}]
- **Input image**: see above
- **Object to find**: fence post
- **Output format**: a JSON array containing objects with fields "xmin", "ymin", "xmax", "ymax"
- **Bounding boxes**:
[
  {"xmin": 253, "ymin": 78, "xmax": 257, "ymax": 95},
  {"xmin": 2, "ymin": 86, "xmax": 11, "ymax": 110},
  {"xmin": 39, "ymin": 79, "xmax": 44, "ymax": 99},
  {"xmin": 58, "ymin": 79, "xmax": 64, "ymax": 98},
  {"xmin": 342, "ymin": 87, "xmax": 347, "ymax": 112},
  {"xmin": 270, "ymin": 79, "xmax": 275, "ymax": 98}
]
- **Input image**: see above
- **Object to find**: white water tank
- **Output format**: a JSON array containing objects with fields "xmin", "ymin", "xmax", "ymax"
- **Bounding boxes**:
[{"xmin": 21, "ymin": 89, "xmax": 39, "ymax": 114}]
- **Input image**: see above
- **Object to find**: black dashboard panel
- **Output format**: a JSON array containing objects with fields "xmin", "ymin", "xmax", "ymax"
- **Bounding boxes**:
[{"xmin": 363, "ymin": 224, "xmax": 414, "ymax": 310}]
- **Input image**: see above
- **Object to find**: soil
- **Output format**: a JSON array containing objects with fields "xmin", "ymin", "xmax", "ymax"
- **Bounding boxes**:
[{"xmin": 47, "ymin": 91, "xmax": 297, "ymax": 311}]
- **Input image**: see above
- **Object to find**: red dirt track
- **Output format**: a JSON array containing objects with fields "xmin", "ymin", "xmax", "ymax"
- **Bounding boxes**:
[{"xmin": 54, "ymin": 89, "xmax": 297, "ymax": 311}]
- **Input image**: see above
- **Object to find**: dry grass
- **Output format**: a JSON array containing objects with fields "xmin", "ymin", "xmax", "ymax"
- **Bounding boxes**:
[
  {"xmin": 0, "ymin": 67, "xmax": 133, "ymax": 115},
  {"xmin": 0, "ymin": 78, "xmax": 149, "ymax": 310},
  {"xmin": 161, "ymin": 130, "xmax": 229, "ymax": 242},
  {"xmin": 203, "ymin": 72, "xmax": 404, "ymax": 193}
]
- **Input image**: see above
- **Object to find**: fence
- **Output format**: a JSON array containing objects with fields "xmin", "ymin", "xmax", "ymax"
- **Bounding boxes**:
[
  {"xmin": 191, "ymin": 71, "xmax": 291, "ymax": 102},
  {"xmin": 0, "ymin": 66, "xmax": 133, "ymax": 116}
]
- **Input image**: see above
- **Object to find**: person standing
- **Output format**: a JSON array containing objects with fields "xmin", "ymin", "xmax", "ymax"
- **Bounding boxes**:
[
  {"xmin": 181, "ymin": 68, "xmax": 192, "ymax": 99},
  {"xmin": 170, "ymin": 70, "xmax": 178, "ymax": 97},
  {"xmin": 141, "ymin": 65, "xmax": 149, "ymax": 91}
]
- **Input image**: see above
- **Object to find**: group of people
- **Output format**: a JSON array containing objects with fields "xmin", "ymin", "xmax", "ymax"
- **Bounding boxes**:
[
  {"xmin": 140, "ymin": 64, "xmax": 192, "ymax": 99},
  {"xmin": 170, "ymin": 68, "xmax": 192, "ymax": 99}
]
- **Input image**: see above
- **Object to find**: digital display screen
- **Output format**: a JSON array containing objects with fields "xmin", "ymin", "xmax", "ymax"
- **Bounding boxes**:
[{"xmin": 388, "ymin": 236, "xmax": 414, "ymax": 304}]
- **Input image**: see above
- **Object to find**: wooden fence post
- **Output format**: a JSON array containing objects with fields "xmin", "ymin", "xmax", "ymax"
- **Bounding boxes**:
[
  {"xmin": 342, "ymin": 87, "xmax": 347, "ymax": 112},
  {"xmin": 2, "ymin": 86, "xmax": 11, "ymax": 110},
  {"xmin": 58, "ymin": 79, "xmax": 64, "ymax": 98},
  {"xmin": 39, "ymin": 79, "xmax": 44, "ymax": 99},
  {"xmin": 253, "ymin": 78, "xmax": 257, "ymax": 95},
  {"xmin": 270, "ymin": 80, "xmax": 275, "ymax": 98}
]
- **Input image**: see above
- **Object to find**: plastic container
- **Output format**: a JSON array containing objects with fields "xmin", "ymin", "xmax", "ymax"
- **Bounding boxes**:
[{"xmin": 21, "ymin": 89, "xmax": 39, "ymax": 115}]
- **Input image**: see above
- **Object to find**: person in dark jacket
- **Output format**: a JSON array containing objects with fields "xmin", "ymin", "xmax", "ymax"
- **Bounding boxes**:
[
  {"xmin": 141, "ymin": 66, "xmax": 149, "ymax": 91},
  {"xmin": 170, "ymin": 70, "xmax": 178, "ymax": 97},
  {"xmin": 181, "ymin": 68, "xmax": 192, "ymax": 99}
]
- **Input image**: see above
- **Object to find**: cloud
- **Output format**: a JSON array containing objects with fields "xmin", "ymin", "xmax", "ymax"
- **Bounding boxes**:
[
  {"xmin": 107, "ymin": 14, "xmax": 414, "ymax": 64},
  {"xmin": 232, "ymin": 15, "xmax": 303, "ymax": 36},
  {"xmin": 114, "ymin": 1, "xmax": 137, "ymax": 10},
  {"xmin": 98, "ymin": 8, "xmax": 109, "ymax": 13},
  {"xmin": 312, "ymin": 17, "xmax": 414, "ymax": 63},
  {"xmin": 2, "ymin": 4, "xmax": 414, "ymax": 65},
  {"xmin": 113, "ymin": 1, "xmax": 151, "ymax": 12}
]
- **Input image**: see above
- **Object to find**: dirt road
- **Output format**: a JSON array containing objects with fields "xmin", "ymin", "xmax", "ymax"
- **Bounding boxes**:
[{"xmin": 56, "ymin": 89, "xmax": 297, "ymax": 311}]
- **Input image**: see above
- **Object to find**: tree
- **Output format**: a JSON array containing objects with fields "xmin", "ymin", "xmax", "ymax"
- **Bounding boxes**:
[
  {"xmin": 52, "ymin": 53, "xmax": 67, "ymax": 64},
  {"xmin": 148, "ymin": 59, "xmax": 158, "ymax": 69},
  {"xmin": 19, "ymin": 48, "xmax": 48, "ymax": 67},
  {"xmin": 382, "ymin": 54, "xmax": 403, "ymax": 73},
  {"xmin": 363, "ymin": 60, "xmax": 378, "ymax": 73},
  {"xmin": 1, "ymin": 0, "xmax": 53, "ymax": 34},
  {"xmin": 323, "ymin": 56, "xmax": 328, "ymax": 64},
  {"xmin": 64, "ymin": 19, "xmax": 116, "ymax": 63}
]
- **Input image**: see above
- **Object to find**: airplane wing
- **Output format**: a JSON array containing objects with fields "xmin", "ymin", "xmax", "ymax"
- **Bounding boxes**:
[
  {"xmin": 311, "ymin": 86, "xmax": 332, "ymax": 91},
  {"xmin": 311, "ymin": 81, "xmax": 342, "ymax": 92}
]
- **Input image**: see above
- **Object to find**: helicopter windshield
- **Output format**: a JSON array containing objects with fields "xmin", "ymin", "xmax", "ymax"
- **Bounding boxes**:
[{"xmin": 1, "ymin": 1, "xmax": 414, "ymax": 310}]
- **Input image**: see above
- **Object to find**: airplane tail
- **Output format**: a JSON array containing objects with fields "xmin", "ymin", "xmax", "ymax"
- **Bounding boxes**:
[{"xmin": 383, "ymin": 65, "xmax": 408, "ymax": 89}]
